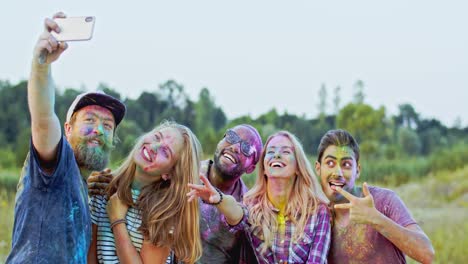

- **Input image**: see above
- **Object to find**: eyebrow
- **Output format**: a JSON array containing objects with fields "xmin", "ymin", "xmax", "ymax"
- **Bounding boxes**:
[
  {"xmin": 158, "ymin": 131, "xmax": 174, "ymax": 158},
  {"xmin": 83, "ymin": 111, "xmax": 115, "ymax": 123},
  {"xmin": 324, "ymin": 155, "xmax": 353, "ymax": 161},
  {"xmin": 267, "ymin": 146, "xmax": 294, "ymax": 150}
]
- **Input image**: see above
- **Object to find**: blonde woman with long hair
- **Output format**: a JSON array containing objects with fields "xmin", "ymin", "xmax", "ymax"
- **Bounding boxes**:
[
  {"xmin": 88, "ymin": 121, "xmax": 202, "ymax": 264},
  {"xmin": 188, "ymin": 131, "xmax": 331, "ymax": 263}
]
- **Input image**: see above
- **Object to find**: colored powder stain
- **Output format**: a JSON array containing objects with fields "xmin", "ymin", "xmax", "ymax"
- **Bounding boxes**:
[
  {"xmin": 81, "ymin": 126, "xmax": 94, "ymax": 136},
  {"xmin": 73, "ymin": 226, "xmax": 87, "ymax": 263},
  {"xmin": 68, "ymin": 204, "xmax": 79, "ymax": 221},
  {"xmin": 277, "ymin": 213, "xmax": 286, "ymax": 234},
  {"xmin": 335, "ymin": 223, "xmax": 373, "ymax": 261}
]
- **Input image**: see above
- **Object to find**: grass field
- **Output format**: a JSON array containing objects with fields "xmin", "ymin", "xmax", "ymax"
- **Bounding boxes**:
[{"xmin": 0, "ymin": 166, "xmax": 467, "ymax": 263}]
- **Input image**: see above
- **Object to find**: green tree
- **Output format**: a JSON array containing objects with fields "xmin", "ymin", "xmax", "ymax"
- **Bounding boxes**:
[
  {"xmin": 336, "ymin": 103, "xmax": 386, "ymax": 156},
  {"xmin": 112, "ymin": 120, "xmax": 144, "ymax": 163},
  {"xmin": 353, "ymin": 80, "xmax": 365, "ymax": 104},
  {"xmin": 395, "ymin": 103, "xmax": 419, "ymax": 129},
  {"xmin": 318, "ymin": 83, "xmax": 327, "ymax": 123},
  {"xmin": 397, "ymin": 127, "xmax": 422, "ymax": 156},
  {"xmin": 333, "ymin": 86, "xmax": 341, "ymax": 115}
]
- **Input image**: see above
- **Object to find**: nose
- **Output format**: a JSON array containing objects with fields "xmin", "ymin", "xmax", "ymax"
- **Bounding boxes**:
[
  {"xmin": 150, "ymin": 140, "xmax": 163, "ymax": 152},
  {"xmin": 93, "ymin": 123, "xmax": 104, "ymax": 136},
  {"xmin": 333, "ymin": 167, "xmax": 343, "ymax": 177},
  {"xmin": 274, "ymin": 150, "xmax": 281, "ymax": 159},
  {"xmin": 228, "ymin": 142, "xmax": 241, "ymax": 154}
]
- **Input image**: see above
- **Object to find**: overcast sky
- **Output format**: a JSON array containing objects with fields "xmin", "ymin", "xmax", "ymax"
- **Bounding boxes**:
[{"xmin": 2, "ymin": 0, "xmax": 467, "ymax": 127}]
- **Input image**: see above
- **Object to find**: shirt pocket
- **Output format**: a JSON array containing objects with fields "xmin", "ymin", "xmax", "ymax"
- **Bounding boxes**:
[{"xmin": 289, "ymin": 232, "xmax": 314, "ymax": 263}]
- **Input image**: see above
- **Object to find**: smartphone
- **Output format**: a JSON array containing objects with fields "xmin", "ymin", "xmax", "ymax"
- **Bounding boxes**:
[{"xmin": 51, "ymin": 16, "xmax": 96, "ymax": 41}]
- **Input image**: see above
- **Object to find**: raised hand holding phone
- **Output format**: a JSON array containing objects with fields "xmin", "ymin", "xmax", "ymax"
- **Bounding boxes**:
[
  {"xmin": 36, "ymin": 12, "xmax": 68, "ymax": 64},
  {"xmin": 37, "ymin": 14, "xmax": 95, "ymax": 64},
  {"xmin": 51, "ymin": 16, "xmax": 95, "ymax": 41}
]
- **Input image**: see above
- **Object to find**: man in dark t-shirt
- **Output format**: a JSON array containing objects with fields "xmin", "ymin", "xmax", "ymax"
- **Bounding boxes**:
[{"xmin": 7, "ymin": 12, "xmax": 125, "ymax": 264}]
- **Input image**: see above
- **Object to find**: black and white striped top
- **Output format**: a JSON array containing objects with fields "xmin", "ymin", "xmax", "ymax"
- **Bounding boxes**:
[{"xmin": 90, "ymin": 189, "xmax": 173, "ymax": 263}]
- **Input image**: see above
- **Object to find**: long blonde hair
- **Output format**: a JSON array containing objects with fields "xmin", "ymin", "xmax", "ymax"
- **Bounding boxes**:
[
  {"xmin": 243, "ymin": 131, "xmax": 329, "ymax": 252},
  {"xmin": 107, "ymin": 121, "xmax": 202, "ymax": 263}
]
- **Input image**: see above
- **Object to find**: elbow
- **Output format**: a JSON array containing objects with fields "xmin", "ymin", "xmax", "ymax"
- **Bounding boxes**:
[{"xmin": 421, "ymin": 246, "xmax": 435, "ymax": 264}]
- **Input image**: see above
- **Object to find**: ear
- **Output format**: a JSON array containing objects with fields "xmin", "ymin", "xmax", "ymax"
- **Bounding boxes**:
[
  {"xmin": 245, "ymin": 164, "xmax": 256, "ymax": 174},
  {"xmin": 64, "ymin": 122, "xmax": 72, "ymax": 139},
  {"xmin": 162, "ymin": 173, "xmax": 171, "ymax": 181},
  {"xmin": 356, "ymin": 162, "xmax": 361, "ymax": 179},
  {"xmin": 314, "ymin": 161, "xmax": 321, "ymax": 175}
]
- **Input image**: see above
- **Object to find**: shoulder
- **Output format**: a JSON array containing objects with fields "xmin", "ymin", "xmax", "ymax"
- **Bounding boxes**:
[
  {"xmin": 368, "ymin": 185, "xmax": 399, "ymax": 201},
  {"xmin": 312, "ymin": 202, "xmax": 331, "ymax": 221},
  {"xmin": 368, "ymin": 185, "xmax": 409, "ymax": 214}
]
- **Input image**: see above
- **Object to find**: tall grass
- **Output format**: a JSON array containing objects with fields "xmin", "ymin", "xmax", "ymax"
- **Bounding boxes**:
[
  {"xmin": 389, "ymin": 167, "xmax": 468, "ymax": 264},
  {"xmin": 0, "ymin": 188, "xmax": 15, "ymax": 263}
]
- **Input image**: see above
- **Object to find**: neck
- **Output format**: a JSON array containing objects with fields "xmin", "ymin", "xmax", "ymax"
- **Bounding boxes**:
[
  {"xmin": 266, "ymin": 177, "xmax": 294, "ymax": 213},
  {"xmin": 210, "ymin": 165, "xmax": 240, "ymax": 194}
]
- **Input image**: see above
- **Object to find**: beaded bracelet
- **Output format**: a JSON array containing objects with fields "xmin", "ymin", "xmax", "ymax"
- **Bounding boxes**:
[
  {"xmin": 110, "ymin": 218, "xmax": 127, "ymax": 230},
  {"xmin": 201, "ymin": 187, "xmax": 223, "ymax": 205}
]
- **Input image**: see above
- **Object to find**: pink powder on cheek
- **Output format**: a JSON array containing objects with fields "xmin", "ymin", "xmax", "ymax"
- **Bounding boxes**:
[{"xmin": 80, "ymin": 126, "xmax": 94, "ymax": 136}]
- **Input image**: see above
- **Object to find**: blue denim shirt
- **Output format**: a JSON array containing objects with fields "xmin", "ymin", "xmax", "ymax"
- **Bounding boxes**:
[{"xmin": 7, "ymin": 136, "xmax": 91, "ymax": 264}]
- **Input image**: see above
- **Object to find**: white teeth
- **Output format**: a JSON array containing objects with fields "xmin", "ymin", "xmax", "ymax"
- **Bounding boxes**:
[
  {"xmin": 329, "ymin": 182, "xmax": 344, "ymax": 186},
  {"xmin": 143, "ymin": 148, "xmax": 151, "ymax": 161},
  {"xmin": 271, "ymin": 162, "xmax": 284, "ymax": 168},
  {"xmin": 223, "ymin": 153, "xmax": 236, "ymax": 163}
]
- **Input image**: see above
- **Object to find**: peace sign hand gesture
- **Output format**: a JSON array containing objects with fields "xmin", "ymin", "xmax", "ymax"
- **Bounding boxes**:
[
  {"xmin": 187, "ymin": 174, "xmax": 222, "ymax": 204},
  {"xmin": 334, "ymin": 182, "xmax": 380, "ymax": 225}
]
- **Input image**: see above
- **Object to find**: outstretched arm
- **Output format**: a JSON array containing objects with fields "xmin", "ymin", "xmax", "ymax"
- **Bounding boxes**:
[
  {"xmin": 187, "ymin": 174, "xmax": 244, "ymax": 225},
  {"xmin": 334, "ymin": 183, "xmax": 435, "ymax": 264},
  {"xmin": 29, "ymin": 12, "xmax": 68, "ymax": 163}
]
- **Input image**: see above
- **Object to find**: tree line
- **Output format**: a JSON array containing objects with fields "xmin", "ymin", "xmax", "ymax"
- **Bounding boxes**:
[{"xmin": 0, "ymin": 79, "xmax": 466, "ymax": 184}]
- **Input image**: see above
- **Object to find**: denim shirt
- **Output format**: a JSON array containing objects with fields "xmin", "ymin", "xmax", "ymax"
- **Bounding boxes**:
[{"xmin": 7, "ymin": 136, "xmax": 91, "ymax": 264}]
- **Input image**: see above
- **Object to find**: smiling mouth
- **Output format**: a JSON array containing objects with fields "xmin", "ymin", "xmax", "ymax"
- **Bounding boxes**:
[
  {"xmin": 270, "ymin": 161, "xmax": 285, "ymax": 168},
  {"xmin": 142, "ymin": 147, "xmax": 154, "ymax": 162},
  {"xmin": 222, "ymin": 153, "xmax": 237, "ymax": 164},
  {"xmin": 88, "ymin": 138, "xmax": 102, "ymax": 147},
  {"xmin": 329, "ymin": 182, "xmax": 344, "ymax": 191}
]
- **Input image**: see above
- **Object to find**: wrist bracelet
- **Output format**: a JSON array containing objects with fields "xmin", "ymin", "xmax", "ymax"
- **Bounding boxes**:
[
  {"xmin": 110, "ymin": 218, "xmax": 127, "ymax": 230},
  {"xmin": 201, "ymin": 187, "xmax": 223, "ymax": 205}
]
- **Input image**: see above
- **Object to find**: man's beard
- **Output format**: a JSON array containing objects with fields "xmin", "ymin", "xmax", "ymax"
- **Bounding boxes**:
[
  {"xmin": 213, "ymin": 150, "xmax": 244, "ymax": 181},
  {"xmin": 72, "ymin": 136, "xmax": 112, "ymax": 171}
]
